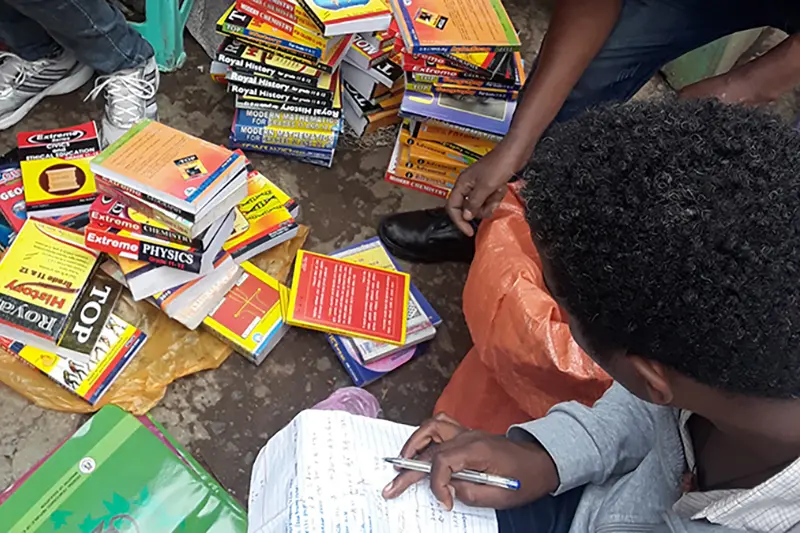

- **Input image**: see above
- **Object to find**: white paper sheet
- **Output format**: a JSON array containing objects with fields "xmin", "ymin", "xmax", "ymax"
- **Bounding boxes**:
[{"xmin": 248, "ymin": 410, "xmax": 498, "ymax": 533}]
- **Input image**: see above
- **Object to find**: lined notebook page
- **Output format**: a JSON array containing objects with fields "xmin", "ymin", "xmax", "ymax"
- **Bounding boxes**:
[{"xmin": 248, "ymin": 410, "xmax": 498, "ymax": 533}]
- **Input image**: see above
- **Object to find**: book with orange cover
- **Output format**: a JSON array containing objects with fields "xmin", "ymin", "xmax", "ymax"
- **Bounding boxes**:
[
  {"xmin": 285, "ymin": 251, "xmax": 409, "ymax": 344},
  {"xmin": 390, "ymin": 0, "xmax": 519, "ymax": 54},
  {"xmin": 90, "ymin": 120, "xmax": 248, "ymax": 223}
]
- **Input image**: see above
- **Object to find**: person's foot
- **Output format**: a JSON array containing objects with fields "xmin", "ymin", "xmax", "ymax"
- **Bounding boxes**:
[
  {"xmin": 0, "ymin": 50, "xmax": 93, "ymax": 130},
  {"xmin": 378, "ymin": 208, "xmax": 476, "ymax": 264},
  {"xmin": 87, "ymin": 56, "xmax": 159, "ymax": 146}
]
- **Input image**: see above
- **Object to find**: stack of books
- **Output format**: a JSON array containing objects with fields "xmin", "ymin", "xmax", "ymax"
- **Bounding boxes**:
[
  {"xmin": 341, "ymin": 29, "xmax": 405, "ymax": 136},
  {"xmin": 85, "ymin": 120, "xmax": 299, "ymax": 331},
  {"xmin": 0, "ymin": 218, "xmax": 149, "ymax": 403},
  {"xmin": 214, "ymin": 0, "xmax": 394, "ymax": 166},
  {"xmin": 385, "ymin": 0, "xmax": 522, "ymax": 197}
]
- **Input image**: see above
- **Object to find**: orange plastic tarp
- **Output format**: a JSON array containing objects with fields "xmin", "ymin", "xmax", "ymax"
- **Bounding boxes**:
[{"xmin": 435, "ymin": 187, "xmax": 612, "ymax": 434}]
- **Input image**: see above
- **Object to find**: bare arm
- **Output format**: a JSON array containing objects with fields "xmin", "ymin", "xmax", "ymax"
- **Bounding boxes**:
[
  {"xmin": 681, "ymin": 34, "xmax": 800, "ymax": 104},
  {"xmin": 448, "ymin": 0, "xmax": 622, "ymax": 233},
  {"xmin": 504, "ymin": 0, "xmax": 623, "ymax": 164}
]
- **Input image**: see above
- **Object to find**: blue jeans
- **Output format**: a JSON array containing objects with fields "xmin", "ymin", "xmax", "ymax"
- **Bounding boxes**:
[
  {"xmin": 496, "ymin": 488, "xmax": 584, "ymax": 533},
  {"xmin": 0, "ymin": 0, "xmax": 153, "ymax": 74},
  {"xmin": 552, "ymin": 0, "xmax": 800, "ymax": 122}
]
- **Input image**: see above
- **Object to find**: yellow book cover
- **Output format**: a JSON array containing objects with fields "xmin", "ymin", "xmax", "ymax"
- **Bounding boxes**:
[
  {"xmin": 399, "ymin": 120, "xmax": 482, "ymax": 165},
  {"xmin": 0, "ymin": 219, "xmax": 100, "ymax": 342},
  {"xmin": 298, "ymin": 0, "xmax": 391, "ymax": 36},
  {"xmin": 16, "ymin": 122, "xmax": 100, "ymax": 217},
  {"xmin": 399, "ymin": 145, "xmax": 460, "ymax": 181},
  {"xmin": 203, "ymin": 261, "xmax": 290, "ymax": 364},
  {"xmin": 223, "ymin": 170, "xmax": 299, "ymax": 261},
  {"xmin": 416, "ymin": 121, "xmax": 498, "ymax": 149},
  {"xmin": 286, "ymin": 251, "xmax": 409, "ymax": 345}
]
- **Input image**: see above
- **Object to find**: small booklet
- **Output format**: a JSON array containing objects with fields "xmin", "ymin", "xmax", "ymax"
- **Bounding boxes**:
[{"xmin": 285, "ymin": 251, "xmax": 409, "ymax": 345}]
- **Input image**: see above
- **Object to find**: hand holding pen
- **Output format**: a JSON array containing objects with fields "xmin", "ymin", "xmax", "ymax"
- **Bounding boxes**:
[{"xmin": 382, "ymin": 413, "xmax": 560, "ymax": 511}]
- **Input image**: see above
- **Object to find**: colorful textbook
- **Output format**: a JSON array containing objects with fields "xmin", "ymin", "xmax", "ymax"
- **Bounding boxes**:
[
  {"xmin": 0, "ymin": 405, "xmax": 247, "ymax": 532},
  {"xmin": 0, "ymin": 219, "xmax": 101, "ymax": 359},
  {"xmin": 326, "ymin": 237, "xmax": 441, "ymax": 385},
  {"xmin": 204, "ymin": 261, "xmax": 290, "ymax": 365},
  {"xmin": 0, "ymin": 314, "xmax": 147, "ymax": 405},
  {"xmin": 90, "ymin": 120, "xmax": 248, "ymax": 236},
  {"xmin": 389, "ymin": 0, "xmax": 520, "ymax": 54},
  {"xmin": 297, "ymin": 0, "xmax": 391, "ymax": 37},
  {"xmin": 286, "ymin": 250, "xmax": 409, "ymax": 345},
  {"xmin": 17, "ymin": 122, "xmax": 101, "ymax": 218}
]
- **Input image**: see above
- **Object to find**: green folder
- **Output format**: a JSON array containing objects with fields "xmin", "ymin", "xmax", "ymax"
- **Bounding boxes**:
[{"xmin": 0, "ymin": 405, "xmax": 247, "ymax": 533}]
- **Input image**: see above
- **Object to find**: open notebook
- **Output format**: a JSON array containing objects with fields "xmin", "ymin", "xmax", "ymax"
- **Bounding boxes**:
[{"xmin": 248, "ymin": 410, "xmax": 499, "ymax": 533}]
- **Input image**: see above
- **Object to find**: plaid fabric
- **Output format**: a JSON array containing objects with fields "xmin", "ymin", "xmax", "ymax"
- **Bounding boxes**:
[{"xmin": 674, "ymin": 410, "xmax": 800, "ymax": 532}]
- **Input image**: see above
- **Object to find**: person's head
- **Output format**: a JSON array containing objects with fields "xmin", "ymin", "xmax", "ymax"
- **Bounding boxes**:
[{"xmin": 523, "ymin": 99, "xmax": 800, "ymax": 439}]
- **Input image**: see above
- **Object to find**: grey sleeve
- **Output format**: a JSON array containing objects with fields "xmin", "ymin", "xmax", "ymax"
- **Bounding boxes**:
[
  {"xmin": 654, "ymin": 511, "xmax": 768, "ymax": 533},
  {"xmin": 507, "ymin": 382, "xmax": 663, "ymax": 494}
]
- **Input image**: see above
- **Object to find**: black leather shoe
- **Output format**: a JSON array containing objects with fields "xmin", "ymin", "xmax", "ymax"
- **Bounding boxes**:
[{"xmin": 378, "ymin": 208, "xmax": 477, "ymax": 264}]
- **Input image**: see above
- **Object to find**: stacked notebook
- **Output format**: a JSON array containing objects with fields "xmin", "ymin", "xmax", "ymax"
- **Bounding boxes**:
[
  {"xmin": 213, "ymin": 0, "xmax": 393, "ymax": 166},
  {"xmin": 385, "ymin": 0, "xmax": 522, "ymax": 197}
]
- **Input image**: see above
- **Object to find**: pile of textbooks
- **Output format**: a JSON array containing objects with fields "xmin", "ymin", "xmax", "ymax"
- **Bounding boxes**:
[
  {"xmin": 341, "ymin": 28, "xmax": 405, "ymax": 136},
  {"xmin": 86, "ymin": 119, "xmax": 302, "ymax": 330},
  {"xmin": 384, "ymin": 0, "xmax": 522, "ymax": 197},
  {"xmin": 212, "ymin": 0, "xmax": 393, "ymax": 166}
]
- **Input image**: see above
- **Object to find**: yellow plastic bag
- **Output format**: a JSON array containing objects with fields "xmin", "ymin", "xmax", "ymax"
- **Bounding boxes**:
[
  {"xmin": 434, "ymin": 189, "xmax": 611, "ymax": 433},
  {"xmin": 0, "ymin": 226, "xmax": 309, "ymax": 415}
]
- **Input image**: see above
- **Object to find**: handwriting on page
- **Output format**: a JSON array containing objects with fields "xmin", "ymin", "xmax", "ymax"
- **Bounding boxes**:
[{"xmin": 247, "ymin": 410, "xmax": 498, "ymax": 533}]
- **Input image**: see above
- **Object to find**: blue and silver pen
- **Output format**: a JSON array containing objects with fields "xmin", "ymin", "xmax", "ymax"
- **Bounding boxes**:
[{"xmin": 383, "ymin": 457, "xmax": 521, "ymax": 491}]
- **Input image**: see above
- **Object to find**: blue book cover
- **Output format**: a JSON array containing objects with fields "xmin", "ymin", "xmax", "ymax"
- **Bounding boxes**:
[{"xmin": 326, "ymin": 237, "xmax": 441, "ymax": 386}]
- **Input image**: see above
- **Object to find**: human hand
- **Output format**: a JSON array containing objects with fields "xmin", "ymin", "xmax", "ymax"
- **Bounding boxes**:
[
  {"xmin": 382, "ymin": 414, "xmax": 559, "ymax": 510},
  {"xmin": 445, "ymin": 139, "xmax": 529, "ymax": 237},
  {"xmin": 679, "ymin": 72, "xmax": 761, "ymax": 105}
]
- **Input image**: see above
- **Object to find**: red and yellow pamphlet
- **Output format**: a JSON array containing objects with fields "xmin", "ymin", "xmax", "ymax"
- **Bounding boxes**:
[
  {"xmin": 286, "ymin": 251, "xmax": 409, "ymax": 344},
  {"xmin": 390, "ymin": 0, "xmax": 519, "ymax": 54}
]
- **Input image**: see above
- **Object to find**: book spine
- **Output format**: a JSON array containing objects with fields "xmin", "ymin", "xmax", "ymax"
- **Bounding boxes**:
[
  {"xmin": 240, "ymin": 109, "xmax": 341, "ymax": 132},
  {"xmin": 237, "ymin": 0, "xmax": 323, "ymax": 44},
  {"xmin": 221, "ymin": 21, "xmax": 321, "ymax": 59},
  {"xmin": 424, "ymin": 118, "xmax": 504, "ymax": 144},
  {"xmin": 385, "ymin": 171, "xmax": 449, "ymax": 198},
  {"xmin": 88, "ymin": 208, "xmax": 199, "ymax": 248},
  {"xmin": 402, "ymin": 135, "xmax": 478, "ymax": 165},
  {"xmin": 409, "ymin": 72, "xmax": 519, "ymax": 90},
  {"xmin": 85, "ymin": 226, "xmax": 204, "ymax": 273},
  {"xmin": 216, "ymin": 49, "xmax": 318, "ymax": 86},
  {"xmin": 326, "ymin": 333, "xmax": 368, "ymax": 387},
  {"xmin": 95, "ymin": 179, "xmax": 194, "ymax": 237},
  {"xmin": 201, "ymin": 321, "xmax": 259, "ymax": 364},
  {"xmin": 235, "ymin": 125, "xmax": 339, "ymax": 149},
  {"xmin": 230, "ymin": 139, "xmax": 334, "ymax": 168},
  {"xmin": 411, "ymin": 44, "xmax": 519, "ymax": 55},
  {"xmin": 228, "ymin": 81, "xmax": 333, "ymax": 109},
  {"xmin": 295, "ymin": 0, "xmax": 325, "ymax": 33},
  {"xmin": 227, "ymin": 69, "xmax": 333, "ymax": 102},
  {"xmin": 405, "ymin": 80, "xmax": 517, "ymax": 100},
  {"xmin": 242, "ymin": 0, "xmax": 301, "ymax": 22},
  {"xmin": 439, "ymin": 54, "xmax": 490, "ymax": 76},
  {"xmin": 235, "ymin": 95, "xmax": 342, "ymax": 119}
]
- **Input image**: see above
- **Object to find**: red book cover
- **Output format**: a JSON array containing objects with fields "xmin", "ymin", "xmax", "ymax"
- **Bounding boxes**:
[{"xmin": 285, "ymin": 251, "xmax": 409, "ymax": 345}]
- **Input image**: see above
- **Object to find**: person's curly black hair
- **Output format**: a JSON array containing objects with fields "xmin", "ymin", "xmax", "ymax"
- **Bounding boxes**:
[{"xmin": 523, "ymin": 98, "xmax": 800, "ymax": 398}]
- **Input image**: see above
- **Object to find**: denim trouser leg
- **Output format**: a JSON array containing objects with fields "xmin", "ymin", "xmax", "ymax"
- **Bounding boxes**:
[
  {"xmin": 552, "ymin": 0, "xmax": 800, "ymax": 123},
  {"xmin": 496, "ymin": 487, "xmax": 585, "ymax": 533},
  {"xmin": 0, "ymin": 0, "xmax": 154, "ymax": 74}
]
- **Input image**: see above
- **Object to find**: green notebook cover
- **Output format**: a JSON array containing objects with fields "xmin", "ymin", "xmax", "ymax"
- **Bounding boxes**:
[{"xmin": 0, "ymin": 405, "xmax": 247, "ymax": 533}]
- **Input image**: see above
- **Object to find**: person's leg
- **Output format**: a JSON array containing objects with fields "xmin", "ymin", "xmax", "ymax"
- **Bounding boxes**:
[
  {"xmin": 378, "ymin": 0, "xmax": 785, "ymax": 264},
  {"xmin": 0, "ymin": 0, "xmax": 158, "ymax": 144},
  {"xmin": 496, "ymin": 487, "xmax": 584, "ymax": 533},
  {"xmin": 0, "ymin": 1, "xmax": 60, "ymax": 61},
  {"xmin": 0, "ymin": 1, "xmax": 94, "ymax": 130},
  {"xmin": 3, "ymin": 0, "xmax": 152, "ymax": 75}
]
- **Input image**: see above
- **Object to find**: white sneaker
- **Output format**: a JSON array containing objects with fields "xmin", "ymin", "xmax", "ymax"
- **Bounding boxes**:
[
  {"xmin": 0, "ymin": 50, "xmax": 93, "ymax": 130},
  {"xmin": 87, "ymin": 56, "xmax": 159, "ymax": 147}
]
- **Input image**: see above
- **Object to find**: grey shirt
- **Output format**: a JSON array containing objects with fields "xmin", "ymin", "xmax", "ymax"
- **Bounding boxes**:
[{"xmin": 510, "ymin": 383, "xmax": 800, "ymax": 533}]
